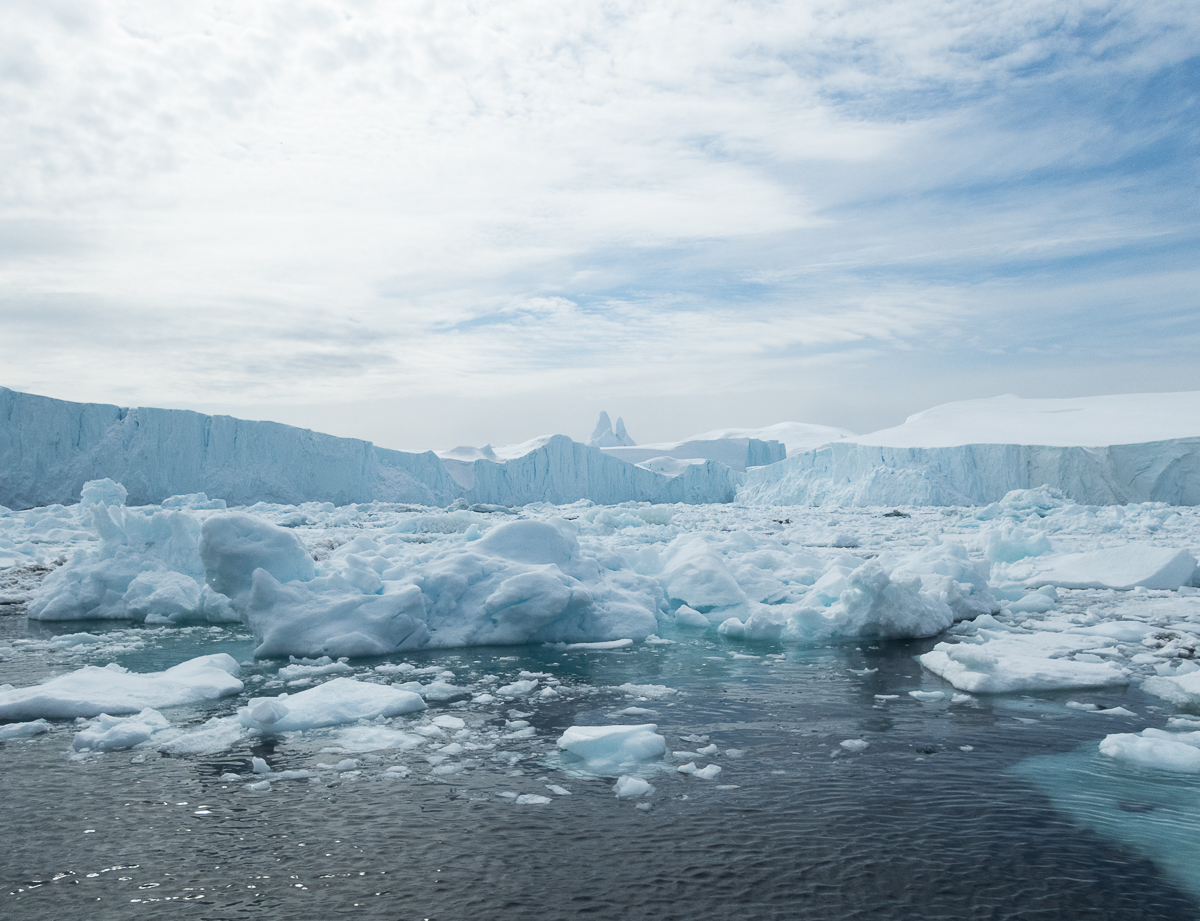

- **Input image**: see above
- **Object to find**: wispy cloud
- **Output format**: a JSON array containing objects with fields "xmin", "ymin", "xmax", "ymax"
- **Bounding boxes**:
[{"xmin": 1, "ymin": 1, "xmax": 1196, "ymax": 445}]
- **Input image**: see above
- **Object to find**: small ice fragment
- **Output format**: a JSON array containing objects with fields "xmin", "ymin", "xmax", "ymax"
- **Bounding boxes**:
[
  {"xmin": 697, "ymin": 743, "xmax": 719, "ymax": 755},
  {"xmin": 246, "ymin": 780, "xmax": 271, "ymax": 792},
  {"xmin": 909, "ymin": 690, "xmax": 946, "ymax": 702},
  {"xmin": 960, "ymin": 745, "xmax": 974, "ymax": 752},
  {"xmin": 545, "ymin": 784, "xmax": 571, "ymax": 796},
  {"xmin": 613, "ymin": 776, "xmax": 654, "ymax": 798},
  {"xmin": 840, "ymin": 739, "xmax": 869, "ymax": 753},
  {"xmin": 219, "ymin": 772, "xmax": 240, "ymax": 782},
  {"xmin": 335, "ymin": 758, "xmax": 358, "ymax": 772},
  {"xmin": 677, "ymin": 762, "xmax": 722, "ymax": 779},
  {"xmin": 251, "ymin": 757, "xmax": 270, "ymax": 774},
  {"xmin": 432, "ymin": 715, "xmax": 466, "ymax": 730},
  {"xmin": 724, "ymin": 749, "xmax": 745, "ymax": 758},
  {"xmin": 848, "ymin": 668, "xmax": 878, "ymax": 676},
  {"xmin": 514, "ymin": 794, "xmax": 551, "ymax": 805}
]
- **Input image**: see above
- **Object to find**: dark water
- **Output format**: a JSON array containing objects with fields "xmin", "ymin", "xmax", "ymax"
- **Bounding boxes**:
[{"xmin": 2, "ymin": 620, "xmax": 1198, "ymax": 920}]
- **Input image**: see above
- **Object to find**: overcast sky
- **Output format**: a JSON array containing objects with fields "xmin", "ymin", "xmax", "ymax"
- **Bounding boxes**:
[{"xmin": 3, "ymin": 0, "xmax": 1197, "ymax": 450}]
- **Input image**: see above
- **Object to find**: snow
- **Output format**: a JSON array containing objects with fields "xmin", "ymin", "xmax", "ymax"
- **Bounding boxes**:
[
  {"xmin": 0, "ymin": 653, "xmax": 243, "ymax": 720},
  {"xmin": 852, "ymin": 392, "xmax": 1200, "ymax": 448},
  {"xmin": 237, "ymin": 677, "xmax": 426, "ymax": 733},
  {"xmin": 556, "ymin": 724, "xmax": 667, "ymax": 776}
]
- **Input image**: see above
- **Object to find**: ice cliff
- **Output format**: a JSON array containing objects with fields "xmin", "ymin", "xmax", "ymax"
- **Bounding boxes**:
[
  {"xmin": 0, "ymin": 388, "xmax": 737, "ymax": 510},
  {"xmin": 740, "ymin": 393, "xmax": 1200, "ymax": 507}
]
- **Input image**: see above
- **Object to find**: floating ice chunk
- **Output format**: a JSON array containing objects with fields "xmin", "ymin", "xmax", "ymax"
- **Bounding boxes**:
[
  {"xmin": 156, "ymin": 716, "xmax": 245, "ymax": 754},
  {"xmin": 1007, "ymin": 592, "xmax": 1057, "ymax": 614},
  {"xmin": 981, "ymin": 525, "xmax": 1052, "ymax": 564},
  {"xmin": 28, "ymin": 506, "xmax": 207, "ymax": 622},
  {"xmin": 0, "ymin": 653, "xmax": 243, "ymax": 720},
  {"xmin": 546, "ymin": 784, "xmax": 572, "ymax": 795},
  {"xmin": 553, "ymin": 639, "xmax": 634, "ymax": 650},
  {"xmin": 909, "ymin": 690, "xmax": 946, "ymax": 702},
  {"xmin": 515, "ymin": 793, "xmax": 552, "ymax": 805},
  {"xmin": 616, "ymin": 683, "xmax": 678, "ymax": 699},
  {"xmin": 613, "ymin": 775, "xmax": 654, "ymax": 798},
  {"xmin": 251, "ymin": 756, "xmax": 270, "ymax": 774},
  {"xmin": 80, "ymin": 479, "xmax": 127, "ymax": 509},
  {"xmin": 497, "ymin": 679, "xmax": 538, "ymax": 697},
  {"xmin": 1099, "ymin": 728, "xmax": 1200, "ymax": 772},
  {"xmin": 1000, "ymin": 546, "xmax": 1198, "ymax": 592},
  {"xmin": 557, "ymin": 724, "xmax": 666, "ymax": 776},
  {"xmin": 199, "ymin": 512, "xmax": 316, "ymax": 603},
  {"xmin": 72, "ymin": 708, "xmax": 171, "ymax": 752},
  {"xmin": 237, "ymin": 677, "xmax": 425, "ymax": 733},
  {"xmin": 329, "ymin": 726, "xmax": 425, "ymax": 752},
  {"xmin": 673, "ymin": 605, "xmax": 711, "ymax": 629},
  {"xmin": 1143, "ymin": 669, "xmax": 1200, "ymax": 708},
  {"xmin": 246, "ymin": 780, "xmax": 271, "ymax": 792},
  {"xmin": 920, "ymin": 634, "xmax": 1129, "ymax": 693},
  {"xmin": 840, "ymin": 739, "xmax": 870, "ymax": 752},
  {"xmin": 277, "ymin": 658, "xmax": 354, "ymax": 681},
  {"xmin": 0, "ymin": 719, "xmax": 51, "ymax": 741},
  {"xmin": 787, "ymin": 559, "xmax": 954, "ymax": 641},
  {"xmin": 677, "ymin": 761, "xmax": 722, "ymax": 779},
  {"xmin": 432, "ymin": 715, "xmax": 466, "ymax": 730},
  {"xmin": 661, "ymin": 538, "xmax": 748, "ymax": 611},
  {"xmin": 248, "ymin": 573, "xmax": 430, "ymax": 659}
]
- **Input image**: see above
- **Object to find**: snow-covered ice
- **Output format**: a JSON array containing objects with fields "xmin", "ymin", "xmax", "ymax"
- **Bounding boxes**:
[
  {"xmin": 237, "ymin": 677, "xmax": 426, "ymax": 733},
  {"xmin": 0, "ymin": 653, "xmax": 243, "ymax": 720}
]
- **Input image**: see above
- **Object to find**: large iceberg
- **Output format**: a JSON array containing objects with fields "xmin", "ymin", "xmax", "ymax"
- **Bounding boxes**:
[
  {"xmin": 0, "ymin": 388, "xmax": 738, "ymax": 509},
  {"xmin": 215, "ymin": 515, "xmax": 666, "ymax": 658},
  {"xmin": 741, "ymin": 393, "xmax": 1200, "ymax": 507}
]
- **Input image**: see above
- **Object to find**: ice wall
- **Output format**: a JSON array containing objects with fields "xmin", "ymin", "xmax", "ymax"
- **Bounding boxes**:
[
  {"xmin": 0, "ymin": 388, "xmax": 739, "ymax": 510},
  {"xmin": 739, "ymin": 438, "xmax": 1200, "ymax": 507},
  {"xmin": 453, "ymin": 435, "xmax": 739, "ymax": 505},
  {"xmin": 0, "ymin": 387, "xmax": 461, "ymax": 509}
]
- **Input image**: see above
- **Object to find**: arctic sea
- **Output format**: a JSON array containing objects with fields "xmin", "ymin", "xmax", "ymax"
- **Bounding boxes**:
[
  {"xmin": 2, "ymin": 617, "xmax": 1198, "ymax": 920},
  {"xmin": 4, "ymin": 493, "xmax": 1200, "ymax": 919}
]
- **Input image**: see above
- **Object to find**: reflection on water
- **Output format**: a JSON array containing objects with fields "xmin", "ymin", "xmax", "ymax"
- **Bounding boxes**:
[
  {"xmin": 2, "ymin": 619, "xmax": 1199, "ymax": 920},
  {"xmin": 1017, "ymin": 746, "xmax": 1200, "ymax": 905}
]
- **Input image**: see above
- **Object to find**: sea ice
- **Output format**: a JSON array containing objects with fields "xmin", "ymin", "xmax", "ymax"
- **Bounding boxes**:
[
  {"xmin": 997, "ymin": 546, "xmax": 1198, "ymax": 591},
  {"xmin": 72, "ymin": 708, "xmax": 171, "ymax": 752},
  {"xmin": 556, "ymin": 724, "xmax": 667, "ymax": 776},
  {"xmin": 237, "ymin": 677, "xmax": 426, "ymax": 733},
  {"xmin": 0, "ymin": 654, "xmax": 243, "ymax": 720},
  {"xmin": 920, "ymin": 633, "xmax": 1130, "ymax": 693},
  {"xmin": 1099, "ymin": 728, "xmax": 1200, "ymax": 773}
]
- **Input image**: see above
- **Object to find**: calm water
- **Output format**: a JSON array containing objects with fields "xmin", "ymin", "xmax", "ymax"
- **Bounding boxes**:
[{"xmin": 2, "ymin": 616, "xmax": 1197, "ymax": 921}]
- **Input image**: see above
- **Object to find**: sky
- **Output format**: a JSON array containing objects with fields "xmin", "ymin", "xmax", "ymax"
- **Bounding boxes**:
[{"xmin": 2, "ymin": 0, "xmax": 1198, "ymax": 451}]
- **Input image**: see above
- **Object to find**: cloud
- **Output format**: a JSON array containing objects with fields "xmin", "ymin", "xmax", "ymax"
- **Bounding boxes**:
[{"xmin": 1, "ymin": 1, "xmax": 1197, "ymax": 442}]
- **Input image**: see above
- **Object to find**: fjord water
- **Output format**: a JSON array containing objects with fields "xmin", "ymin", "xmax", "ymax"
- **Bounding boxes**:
[{"xmin": 3, "ymin": 619, "xmax": 1197, "ymax": 920}]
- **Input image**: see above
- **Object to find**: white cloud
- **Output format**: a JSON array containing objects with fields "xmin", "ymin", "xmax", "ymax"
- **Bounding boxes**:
[{"xmin": 1, "ymin": 0, "xmax": 1197, "ymax": 443}]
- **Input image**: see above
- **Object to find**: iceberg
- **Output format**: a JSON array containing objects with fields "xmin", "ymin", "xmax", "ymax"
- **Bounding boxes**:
[{"xmin": 741, "ymin": 393, "xmax": 1200, "ymax": 507}]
